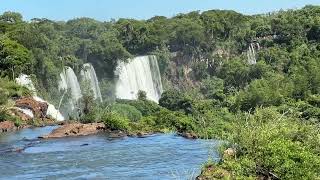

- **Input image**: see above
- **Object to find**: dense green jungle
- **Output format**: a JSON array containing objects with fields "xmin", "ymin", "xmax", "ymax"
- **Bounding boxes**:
[{"xmin": 1, "ymin": 5, "xmax": 320, "ymax": 179}]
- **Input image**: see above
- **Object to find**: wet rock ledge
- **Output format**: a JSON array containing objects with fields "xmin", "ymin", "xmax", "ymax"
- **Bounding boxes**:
[
  {"xmin": 39, "ymin": 123, "xmax": 105, "ymax": 139},
  {"xmin": 0, "ymin": 121, "xmax": 18, "ymax": 132}
]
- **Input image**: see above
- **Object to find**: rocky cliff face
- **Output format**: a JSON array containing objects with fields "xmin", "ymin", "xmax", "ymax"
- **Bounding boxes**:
[
  {"xmin": 0, "ymin": 96, "xmax": 57, "ymax": 133},
  {"xmin": 165, "ymin": 52, "xmax": 201, "ymax": 90},
  {"xmin": 15, "ymin": 97, "xmax": 48, "ymax": 119}
]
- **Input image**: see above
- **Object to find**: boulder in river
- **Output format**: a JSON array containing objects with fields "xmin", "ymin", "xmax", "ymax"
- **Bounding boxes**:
[
  {"xmin": 178, "ymin": 132, "xmax": 198, "ymax": 139},
  {"xmin": 0, "ymin": 121, "xmax": 17, "ymax": 132},
  {"xmin": 39, "ymin": 123, "xmax": 105, "ymax": 138}
]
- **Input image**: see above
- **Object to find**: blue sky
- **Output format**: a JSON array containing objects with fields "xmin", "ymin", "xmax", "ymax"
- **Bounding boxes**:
[{"xmin": 0, "ymin": 0, "xmax": 320, "ymax": 21}]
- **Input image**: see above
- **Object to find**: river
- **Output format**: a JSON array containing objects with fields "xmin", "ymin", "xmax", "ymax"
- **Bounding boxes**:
[{"xmin": 0, "ymin": 126, "xmax": 220, "ymax": 179}]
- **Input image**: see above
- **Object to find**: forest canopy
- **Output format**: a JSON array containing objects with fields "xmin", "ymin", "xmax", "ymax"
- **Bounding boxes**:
[{"xmin": 1, "ymin": 5, "xmax": 320, "ymax": 179}]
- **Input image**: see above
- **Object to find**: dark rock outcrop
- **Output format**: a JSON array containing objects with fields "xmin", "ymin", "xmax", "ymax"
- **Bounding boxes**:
[{"xmin": 178, "ymin": 132, "xmax": 198, "ymax": 139}]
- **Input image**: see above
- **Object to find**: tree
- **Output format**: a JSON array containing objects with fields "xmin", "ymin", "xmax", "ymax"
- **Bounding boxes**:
[
  {"xmin": 218, "ymin": 58, "xmax": 250, "ymax": 90},
  {"xmin": 159, "ymin": 90, "xmax": 193, "ymax": 114},
  {"xmin": 235, "ymin": 74, "xmax": 292, "ymax": 111},
  {"xmin": 0, "ymin": 37, "xmax": 34, "ymax": 78},
  {"xmin": 137, "ymin": 90, "xmax": 147, "ymax": 101},
  {"xmin": 0, "ymin": 12, "xmax": 23, "ymax": 24},
  {"xmin": 200, "ymin": 77, "xmax": 226, "ymax": 101}
]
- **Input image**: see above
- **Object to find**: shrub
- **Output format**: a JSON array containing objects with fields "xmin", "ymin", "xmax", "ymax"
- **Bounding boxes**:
[
  {"xmin": 137, "ymin": 90, "xmax": 147, "ymax": 101},
  {"xmin": 220, "ymin": 108, "xmax": 320, "ymax": 179},
  {"xmin": 110, "ymin": 103, "xmax": 142, "ymax": 122},
  {"xmin": 130, "ymin": 116, "xmax": 158, "ymax": 133},
  {"xmin": 102, "ymin": 112, "xmax": 130, "ymax": 131},
  {"xmin": 154, "ymin": 109, "xmax": 195, "ymax": 133},
  {"xmin": 80, "ymin": 110, "xmax": 98, "ymax": 124},
  {"xmin": 0, "ymin": 88, "xmax": 9, "ymax": 105},
  {"xmin": 159, "ymin": 90, "xmax": 193, "ymax": 114},
  {"xmin": 0, "ymin": 78, "xmax": 31, "ymax": 98},
  {"xmin": 200, "ymin": 77, "xmax": 226, "ymax": 101},
  {"xmin": 116, "ymin": 99, "xmax": 161, "ymax": 116},
  {"xmin": 235, "ymin": 75, "xmax": 291, "ymax": 111}
]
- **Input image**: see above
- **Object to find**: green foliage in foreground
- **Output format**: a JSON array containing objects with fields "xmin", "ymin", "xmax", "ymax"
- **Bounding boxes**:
[{"xmin": 215, "ymin": 108, "xmax": 320, "ymax": 179}]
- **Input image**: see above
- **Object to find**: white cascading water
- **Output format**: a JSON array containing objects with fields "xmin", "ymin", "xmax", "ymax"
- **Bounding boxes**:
[
  {"xmin": 59, "ymin": 67, "xmax": 82, "ymax": 103},
  {"xmin": 115, "ymin": 55, "xmax": 163, "ymax": 103},
  {"xmin": 33, "ymin": 96, "xmax": 65, "ymax": 121},
  {"xmin": 80, "ymin": 63, "xmax": 103, "ymax": 102},
  {"xmin": 247, "ymin": 43, "xmax": 257, "ymax": 65},
  {"xmin": 15, "ymin": 74, "xmax": 65, "ymax": 121},
  {"xmin": 15, "ymin": 107, "xmax": 34, "ymax": 118},
  {"xmin": 58, "ymin": 67, "xmax": 83, "ymax": 119},
  {"xmin": 247, "ymin": 42, "xmax": 261, "ymax": 65},
  {"xmin": 15, "ymin": 74, "xmax": 37, "ymax": 95}
]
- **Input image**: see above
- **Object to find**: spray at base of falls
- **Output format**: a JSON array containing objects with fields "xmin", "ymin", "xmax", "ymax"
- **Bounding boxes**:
[
  {"xmin": 80, "ymin": 63, "xmax": 103, "ymax": 102},
  {"xmin": 115, "ymin": 55, "xmax": 163, "ymax": 103},
  {"xmin": 15, "ymin": 74, "xmax": 65, "ymax": 121}
]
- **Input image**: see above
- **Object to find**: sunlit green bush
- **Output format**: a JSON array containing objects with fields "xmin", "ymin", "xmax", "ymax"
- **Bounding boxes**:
[
  {"xmin": 219, "ymin": 108, "xmax": 320, "ymax": 179},
  {"xmin": 102, "ymin": 112, "xmax": 130, "ymax": 131},
  {"xmin": 110, "ymin": 103, "xmax": 142, "ymax": 122}
]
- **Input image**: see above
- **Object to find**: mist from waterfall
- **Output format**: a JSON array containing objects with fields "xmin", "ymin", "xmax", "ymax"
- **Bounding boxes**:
[
  {"xmin": 115, "ymin": 55, "xmax": 163, "ymax": 103},
  {"xmin": 80, "ymin": 63, "xmax": 103, "ymax": 102}
]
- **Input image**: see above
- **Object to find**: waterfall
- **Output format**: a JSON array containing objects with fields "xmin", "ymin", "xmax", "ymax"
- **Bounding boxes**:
[
  {"xmin": 15, "ymin": 107, "xmax": 34, "ymax": 118},
  {"xmin": 247, "ymin": 43, "xmax": 257, "ymax": 65},
  {"xmin": 247, "ymin": 42, "xmax": 261, "ymax": 65},
  {"xmin": 59, "ymin": 67, "xmax": 82, "ymax": 102},
  {"xmin": 15, "ymin": 74, "xmax": 65, "ymax": 121},
  {"xmin": 33, "ymin": 96, "xmax": 65, "ymax": 121},
  {"xmin": 58, "ymin": 66, "xmax": 83, "ymax": 119},
  {"xmin": 15, "ymin": 74, "xmax": 37, "ymax": 95},
  {"xmin": 80, "ymin": 63, "xmax": 103, "ymax": 102},
  {"xmin": 115, "ymin": 55, "xmax": 163, "ymax": 103}
]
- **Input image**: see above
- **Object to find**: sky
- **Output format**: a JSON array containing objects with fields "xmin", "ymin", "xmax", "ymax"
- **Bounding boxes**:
[{"xmin": 0, "ymin": 0, "xmax": 320, "ymax": 21}]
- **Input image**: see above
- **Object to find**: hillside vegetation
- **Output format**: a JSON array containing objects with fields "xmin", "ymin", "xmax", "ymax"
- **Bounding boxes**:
[{"xmin": 1, "ymin": 6, "xmax": 320, "ymax": 179}]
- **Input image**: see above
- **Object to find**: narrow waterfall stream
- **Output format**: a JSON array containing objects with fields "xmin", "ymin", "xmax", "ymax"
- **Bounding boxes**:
[
  {"xmin": 58, "ymin": 66, "xmax": 83, "ymax": 117},
  {"xmin": 80, "ymin": 63, "xmax": 103, "ymax": 102}
]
